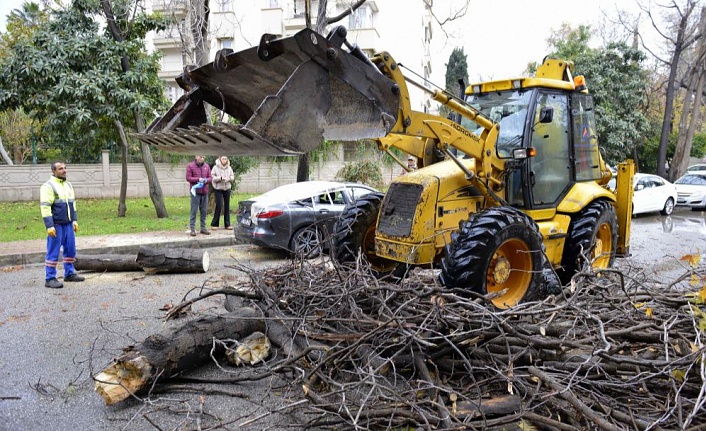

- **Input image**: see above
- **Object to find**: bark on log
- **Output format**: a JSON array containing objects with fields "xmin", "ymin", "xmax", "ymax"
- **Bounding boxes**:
[
  {"xmin": 74, "ymin": 254, "xmax": 142, "ymax": 272},
  {"xmin": 136, "ymin": 246, "xmax": 210, "ymax": 273},
  {"xmin": 94, "ymin": 307, "xmax": 264, "ymax": 405}
]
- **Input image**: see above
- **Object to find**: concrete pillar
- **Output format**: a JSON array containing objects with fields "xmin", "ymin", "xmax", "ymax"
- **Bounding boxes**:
[{"xmin": 102, "ymin": 150, "xmax": 110, "ymax": 187}]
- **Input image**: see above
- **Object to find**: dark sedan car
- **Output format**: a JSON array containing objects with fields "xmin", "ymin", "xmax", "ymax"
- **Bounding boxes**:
[{"xmin": 235, "ymin": 181, "xmax": 378, "ymax": 257}]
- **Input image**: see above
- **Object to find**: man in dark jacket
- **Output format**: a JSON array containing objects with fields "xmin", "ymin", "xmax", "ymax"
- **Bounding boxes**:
[
  {"xmin": 40, "ymin": 161, "xmax": 85, "ymax": 288},
  {"xmin": 186, "ymin": 155, "xmax": 212, "ymax": 236}
]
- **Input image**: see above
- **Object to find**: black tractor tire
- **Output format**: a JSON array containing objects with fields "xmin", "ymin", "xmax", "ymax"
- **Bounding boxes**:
[
  {"xmin": 558, "ymin": 199, "xmax": 618, "ymax": 284},
  {"xmin": 290, "ymin": 225, "xmax": 322, "ymax": 259},
  {"xmin": 333, "ymin": 192, "xmax": 409, "ymax": 280},
  {"xmin": 439, "ymin": 206, "xmax": 544, "ymax": 309}
]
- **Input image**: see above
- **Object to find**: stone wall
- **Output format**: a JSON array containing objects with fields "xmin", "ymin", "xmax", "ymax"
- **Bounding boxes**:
[{"xmin": 0, "ymin": 151, "xmax": 398, "ymax": 202}]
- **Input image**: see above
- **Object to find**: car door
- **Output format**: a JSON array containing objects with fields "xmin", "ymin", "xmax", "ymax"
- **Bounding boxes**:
[
  {"xmin": 314, "ymin": 189, "xmax": 345, "ymax": 242},
  {"xmin": 633, "ymin": 177, "xmax": 650, "ymax": 215},
  {"xmin": 648, "ymin": 176, "xmax": 669, "ymax": 213}
]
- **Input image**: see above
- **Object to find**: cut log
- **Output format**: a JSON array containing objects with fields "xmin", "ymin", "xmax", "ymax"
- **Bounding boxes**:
[
  {"xmin": 94, "ymin": 307, "xmax": 265, "ymax": 405},
  {"xmin": 74, "ymin": 254, "xmax": 141, "ymax": 272},
  {"xmin": 136, "ymin": 246, "xmax": 210, "ymax": 273}
]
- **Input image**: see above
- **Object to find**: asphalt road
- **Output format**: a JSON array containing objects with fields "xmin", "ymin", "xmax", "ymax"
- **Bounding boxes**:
[{"xmin": 0, "ymin": 208, "xmax": 704, "ymax": 431}]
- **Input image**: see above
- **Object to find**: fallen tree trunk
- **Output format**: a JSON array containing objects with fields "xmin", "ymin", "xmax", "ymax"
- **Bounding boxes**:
[
  {"xmin": 74, "ymin": 254, "xmax": 142, "ymax": 272},
  {"xmin": 136, "ymin": 246, "xmax": 209, "ymax": 273},
  {"xmin": 94, "ymin": 307, "xmax": 264, "ymax": 405}
]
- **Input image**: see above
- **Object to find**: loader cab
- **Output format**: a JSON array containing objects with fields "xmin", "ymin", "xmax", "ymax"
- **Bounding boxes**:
[{"xmin": 464, "ymin": 86, "xmax": 602, "ymax": 210}]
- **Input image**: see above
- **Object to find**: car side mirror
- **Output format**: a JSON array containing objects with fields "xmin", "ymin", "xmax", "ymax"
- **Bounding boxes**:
[{"xmin": 635, "ymin": 184, "xmax": 644, "ymax": 191}]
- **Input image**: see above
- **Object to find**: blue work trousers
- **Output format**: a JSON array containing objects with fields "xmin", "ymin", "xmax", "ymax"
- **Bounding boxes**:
[
  {"xmin": 45, "ymin": 223, "xmax": 76, "ymax": 281},
  {"xmin": 190, "ymin": 193, "xmax": 208, "ymax": 230}
]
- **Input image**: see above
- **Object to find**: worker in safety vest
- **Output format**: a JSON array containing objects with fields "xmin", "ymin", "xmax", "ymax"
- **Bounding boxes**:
[{"xmin": 40, "ymin": 161, "xmax": 84, "ymax": 288}]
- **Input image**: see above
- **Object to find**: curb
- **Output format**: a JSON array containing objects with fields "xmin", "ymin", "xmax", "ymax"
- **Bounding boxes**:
[{"xmin": 0, "ymin": 237, "xmax": 237, "ymax": 268}]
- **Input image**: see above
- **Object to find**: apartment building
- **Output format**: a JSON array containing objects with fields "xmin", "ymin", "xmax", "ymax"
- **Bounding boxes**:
[{"xmin": 151, "ymin": 0, "xmax": 435, "ymax": 113}]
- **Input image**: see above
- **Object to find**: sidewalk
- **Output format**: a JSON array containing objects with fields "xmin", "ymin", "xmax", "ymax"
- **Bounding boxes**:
[{"xmin": 0, "ymin": 227, "xmax": 237, "ymax": 267}]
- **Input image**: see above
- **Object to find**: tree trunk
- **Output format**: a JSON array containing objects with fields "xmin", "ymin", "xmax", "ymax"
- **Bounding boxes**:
[
  {"xmin": 115, "ymin": 120, "xmax": 128, "ymax": 217},
  {"xmin": 191, "ymin": 0, "xmax": 211, "ymax": 67},
  {"xmin": 136, "ymin": 246, "xmax": 210, "ymax": 273},
  {"xmin": 671, "ymin": 7, "xmax": 706, "ymax": 181},
  {"xmin": 0, "ymin": 137, "xmax": 14, "ymax": 165},
  {"xmin": 75, "ymin": 254, "xmax": 142, "ymax": 272},
  {"xmin": 656, "ymin": 1, "xmax": 698, "ymax": 178},
  {"xmin": 101, "ymin": 0, "xmax": 168, "ymax": 219},
  {"xmin": 296, "ymin": 152, "xmax": 310, "ymax": 182},
  {"xmin": 94, "ymin": 307, "xmax": 265, "ymax": 405}
]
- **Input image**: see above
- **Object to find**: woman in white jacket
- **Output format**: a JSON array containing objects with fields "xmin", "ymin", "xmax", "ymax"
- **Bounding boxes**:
[{"xmin": 210, "ymin": 156, "xmax": 234, "ymax": 229}]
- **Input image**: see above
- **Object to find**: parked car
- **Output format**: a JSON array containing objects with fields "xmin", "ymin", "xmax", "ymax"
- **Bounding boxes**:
[
  {"xmin": 675, "ymin": 173, "xmax": 706, "ymax": 210},
  {"xmin": 686, "ymin": 164, "xmax": 706, "ymax": 174},
  {"xmin": 235, "ymin": 181, "xmax": 379, "ymax": 257},
  {"xmin": 632, "ymin": 173, "xmax": 678, "ymax": 216}
]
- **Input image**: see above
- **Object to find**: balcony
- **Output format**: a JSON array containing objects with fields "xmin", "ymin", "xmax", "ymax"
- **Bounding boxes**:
[
  {"xmin": 261, "ymin": 6, "xmax": 284, "ymax": 36},
  {"xmin": 153, "ymin": 32, "xmax": 182, "ymax": 50},
  {"xmin": 346, "ymin": 28, "xmax": 380, "ymax": 53},
  {"xmin": 152, "ymin": 0, "xmax": 187, "ymax": 16}
]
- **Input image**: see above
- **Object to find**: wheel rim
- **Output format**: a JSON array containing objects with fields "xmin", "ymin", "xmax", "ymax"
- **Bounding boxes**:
[
  {"xmin": 362, "ymin": 224, "xmax": 399, "ymax": 272},
  {"xmin": 592, "ymin": 221, "xmax": 613, "ymax": 269},
  {"xmin": 486, "ymin": 238, "xmax": 533, "ymax": 308},
  {"xmin": 665, "ymin": 199, "xmax": 674, "ymax": 214},
  {"xmin": 294, "ymin": 228, "xmax": 320, "ymax": 257}
]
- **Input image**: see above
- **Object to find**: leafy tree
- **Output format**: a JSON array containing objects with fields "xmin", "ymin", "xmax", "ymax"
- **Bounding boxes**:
[
  {"xmin": 442, "ymin": 47, "xmax": 468, "ymax": 119},
  {"xmin": 544, "ymin": 25, "xmax": 650, "ymax": 165},
  {"xmin": 445, "ymin": 47, "xmax": 468, "ymax": 96},
  {"xmin": 0, "ymin": 0, "xmax": 171, "ymax": 216}
]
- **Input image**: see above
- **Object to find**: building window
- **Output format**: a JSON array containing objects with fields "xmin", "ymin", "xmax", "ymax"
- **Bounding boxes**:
[
  {"xmin": 166, "ymin": 85, "xmax": 184, "ymax": 104},
  {"xmin": 268, "ymin": 0, "xmax": 280, "ymax": 7},
  {"xmin": 220, "ymin": 38, "xmax": 233, "ymax": 49},
  {"xmin": 348, "ymin": 5, "xmax": 373, "ymax": 29},
  {"xmin": 215, "ymin": 0, "xmax": 231, "ymax": 13}
]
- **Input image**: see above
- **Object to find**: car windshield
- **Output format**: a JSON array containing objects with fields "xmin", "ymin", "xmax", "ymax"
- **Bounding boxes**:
[
  {"xmin": 463, "ymin": 89, "xmax": 532, "ymax": 157},
  {"xmin": 676, "ymin": 174, "xmax": 706, "ymax": 185}
]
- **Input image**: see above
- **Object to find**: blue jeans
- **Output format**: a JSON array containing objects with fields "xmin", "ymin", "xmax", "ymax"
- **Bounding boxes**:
[
  {"xmin": 190, "ymin": 193, "xmax": 208, "ymax": 230},
  {"xmin": 45, "ymin": 223, "xmax": 76, "ymax": 280}
]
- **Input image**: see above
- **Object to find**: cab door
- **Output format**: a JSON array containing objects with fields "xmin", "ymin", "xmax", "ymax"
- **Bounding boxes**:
[{"xmin": 528, "ymin": 92, "xmax": 571, "ymax": 207}]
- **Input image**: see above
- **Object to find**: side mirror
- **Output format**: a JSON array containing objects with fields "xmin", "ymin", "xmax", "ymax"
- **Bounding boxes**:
[
  {"xmin": 512, "ymin": 147, "xmax": 536, "ymax": 159},
  {"xmin": 539, "ymin": 106, "xmax": 554, "ymax": 123},
  {"xmin": 635, "ymin": 184, "xmax": 644, "ymax": 191}
]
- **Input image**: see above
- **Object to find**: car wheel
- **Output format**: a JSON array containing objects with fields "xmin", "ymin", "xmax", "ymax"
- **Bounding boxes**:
[
  {"xmin": 290, "ymin": 225, "xmax": 322, "ymax": 259},
  {"xmin": 660, "ymin": 197, "xmax": 675, "ymax": 216},
  {"xmin": 333, "ymin": 192, "xmax": 409, "ymax": 281},
  {"xmin": 558, "ymin": 200, "xmax": 618, "ymax": 284},
  {"xmin": 439, "ymin": 207, "xmax": 544, "ymax": 309}
]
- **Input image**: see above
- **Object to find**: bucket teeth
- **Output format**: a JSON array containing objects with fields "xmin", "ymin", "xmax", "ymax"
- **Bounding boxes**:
[{"xmin": 134, "ymin": 123, "xmax": 303, "ymax": 156}]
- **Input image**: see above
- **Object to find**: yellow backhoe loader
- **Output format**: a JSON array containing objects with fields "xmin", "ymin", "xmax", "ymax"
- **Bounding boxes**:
[{"xmin": 136, "ymin": 26, "xmax": 634, "ymax": 308}]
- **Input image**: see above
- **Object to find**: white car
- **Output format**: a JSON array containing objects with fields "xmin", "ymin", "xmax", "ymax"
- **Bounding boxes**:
[
  {"xmin": 632, "ymin": 173, "xmax": 678, "ymax": 216},
  {"xmin": 675, "ymin": 173, "xmax": 706, "ymax": 210},
  {"xmin": 686, "ymin": 164, "xmax": 706, "ymax": 174}
]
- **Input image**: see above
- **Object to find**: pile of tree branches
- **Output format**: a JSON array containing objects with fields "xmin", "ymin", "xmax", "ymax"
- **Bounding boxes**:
[{"xmin": 100, "ymin": 255, "xmax": 706, "ymax": 430}]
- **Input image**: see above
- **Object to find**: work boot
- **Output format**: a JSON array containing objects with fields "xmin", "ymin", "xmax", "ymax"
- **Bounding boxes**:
[
  {"xmin": 45, "ymin": 278, "xmax": 63, "ymax": 289},
  {"xmin": 190, "ymin": 229, "xmax": 197, "ymax": 237},
  {"xmin": 64, "ymin": 274, "xmax": 85, "ymax": 282},
  {"xmin": 200, "ymin": 229, "xmax": 211, "ymax": 235}
]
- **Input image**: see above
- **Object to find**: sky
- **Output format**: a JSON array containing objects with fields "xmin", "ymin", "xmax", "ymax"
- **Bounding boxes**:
[
  {"xmin": 0, "ymin": 0, "xmax": 24, "ymax": 32},
  {"xmin": 428, "ymin": 0, "xmax": 649, "ymax": 84}
]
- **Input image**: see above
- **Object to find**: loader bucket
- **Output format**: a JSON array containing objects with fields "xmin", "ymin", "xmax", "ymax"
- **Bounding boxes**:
[{"xmin": 135, "ymin": 27, "xmax": 400, "ymax": 156}]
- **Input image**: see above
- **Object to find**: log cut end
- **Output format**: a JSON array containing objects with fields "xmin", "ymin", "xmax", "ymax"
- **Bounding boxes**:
[
  {"xmin": 94, "ymin": 355, "xmax": 153, "ymax": 405},
  {"xmin": 225, "ymin": 331, "xmax": 271, "ymax": 366}
]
